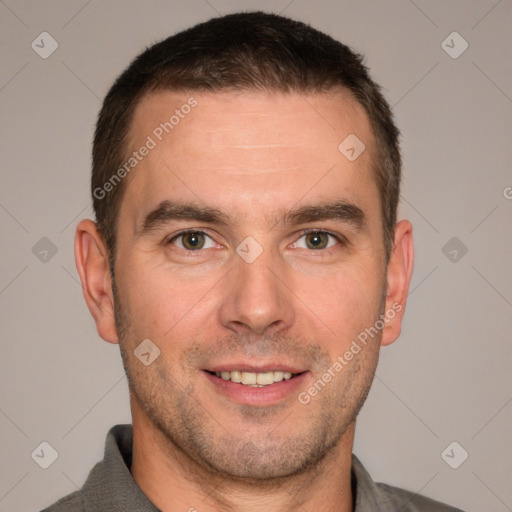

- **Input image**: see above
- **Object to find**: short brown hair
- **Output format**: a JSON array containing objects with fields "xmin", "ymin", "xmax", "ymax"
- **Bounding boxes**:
[{"xmin": 92, "ymin": 11, "xmax": 401, "ymax": 269}]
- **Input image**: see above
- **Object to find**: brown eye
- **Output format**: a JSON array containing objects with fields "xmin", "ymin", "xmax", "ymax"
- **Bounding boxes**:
[
  {"xmin": 171, "ymin": 231, "xmax": 215, "ymax": 250},
  {"xmin": 183, "ymin": 232, "xmax": 205, "ymax": 249},
  {"xmin": 305, "ymin": 232, "xmax": 329, "ymax": 249},
  {"xmin": 292, "ymin": 231, "xmax": 339, "ymax": 250}
]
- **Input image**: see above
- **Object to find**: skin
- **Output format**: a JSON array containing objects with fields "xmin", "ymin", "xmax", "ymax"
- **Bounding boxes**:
[{"xmin": 75, "ymin": 90, "xmax": 414, "ymax": 512}]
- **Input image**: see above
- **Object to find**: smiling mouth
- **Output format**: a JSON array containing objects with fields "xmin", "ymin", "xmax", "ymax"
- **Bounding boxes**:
[{"xmin": 205, "ymin": 370, "xmax": 304, "ymax": 387}]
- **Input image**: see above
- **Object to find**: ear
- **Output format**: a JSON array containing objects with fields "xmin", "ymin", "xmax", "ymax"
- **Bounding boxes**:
[
  {"xmin": 380, "ymin": 220, "xmax": 414, "ymax": 346},
  {"xmin": 74, "ymin": 219, "xmax": 119, "ymax": 344}
]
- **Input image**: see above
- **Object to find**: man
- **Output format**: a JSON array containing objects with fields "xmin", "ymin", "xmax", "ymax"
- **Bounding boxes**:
[{"xmin": 42, "ymin": 11, "xmax": 463, "ymax": 512}]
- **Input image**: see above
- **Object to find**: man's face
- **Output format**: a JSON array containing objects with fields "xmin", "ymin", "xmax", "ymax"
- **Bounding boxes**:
[{"xmin": 113, "ymin": 90, "xmax": 389, "ymax": 479}]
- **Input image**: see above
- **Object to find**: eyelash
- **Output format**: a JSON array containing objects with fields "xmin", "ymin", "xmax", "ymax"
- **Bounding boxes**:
[{"xmin": 166, "ymin": 228, "xmax": 345, "ymax": 251}]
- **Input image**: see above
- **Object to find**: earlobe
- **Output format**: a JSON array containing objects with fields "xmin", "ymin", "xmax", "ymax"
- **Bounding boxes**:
[
  {"xmin": 74, "ymin": 219, "xmax": 119, "ymax": 344},
  {"xmin": 381, "ymin": 220, "xmax": 414, "ymax": 347}
]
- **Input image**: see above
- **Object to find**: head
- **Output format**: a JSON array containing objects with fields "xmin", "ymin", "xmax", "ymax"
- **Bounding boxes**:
[{"xmin": 76, "ymin": 12, "xmax": 413, "ymax": 482}]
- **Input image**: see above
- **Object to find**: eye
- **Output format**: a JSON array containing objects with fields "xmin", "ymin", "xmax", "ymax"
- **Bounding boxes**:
[
  {"xmin": 293, "ymin": 231, "xmax": 339, "ymax": 250},
  {"xmin": 170, "ymin": 231, "xmax": 217, "ymax": 250}
]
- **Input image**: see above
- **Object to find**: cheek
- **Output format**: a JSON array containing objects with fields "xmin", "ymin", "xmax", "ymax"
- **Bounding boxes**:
[
  {"xmin": 294, "ymin": 262, "xmax": 384, "ymax": 345},
  {"xmin": 116, "ymin": 256, "xmax": 219, "ymax": 344}
]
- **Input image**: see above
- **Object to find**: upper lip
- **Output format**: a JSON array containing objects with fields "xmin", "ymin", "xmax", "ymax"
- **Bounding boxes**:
[{"xmin": 204, "ymin": 362, "xmax": 308, "ymax": 374}]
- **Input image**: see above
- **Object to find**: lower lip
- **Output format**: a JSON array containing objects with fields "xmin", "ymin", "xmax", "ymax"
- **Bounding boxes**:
[{"xmin": 203, "ymin": 371, "xmax": 308, "ymax": 406}]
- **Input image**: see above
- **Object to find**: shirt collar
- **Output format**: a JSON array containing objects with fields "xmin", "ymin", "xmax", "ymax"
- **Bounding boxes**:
[
  {"xmin": 83, "ymin": 424, "xmax": 160, "ymax": 512},
  {"xmin": 351, "ymin": 453, "xmax": 392, "ymax": 510}
]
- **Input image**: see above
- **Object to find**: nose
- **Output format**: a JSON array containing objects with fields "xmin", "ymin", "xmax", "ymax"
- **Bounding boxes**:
[{"xmin": 218, "ymin": 246, "xmax": 295, "ymax": 336}]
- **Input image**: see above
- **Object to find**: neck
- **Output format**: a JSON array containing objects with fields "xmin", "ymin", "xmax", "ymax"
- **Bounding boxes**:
[{"xmin": 130, "ymin": 399, "xmax": 355, "ymax": 512}]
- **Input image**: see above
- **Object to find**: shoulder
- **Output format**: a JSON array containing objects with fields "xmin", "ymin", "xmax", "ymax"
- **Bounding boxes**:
[
  {"xmin": 351, "ymin": 454, "xmax": 465, "ymax": 511},
  {"xmin": 376, "ymin": 482, "xmax": 465, "ymax": 512},
  {"xmin": 39, "ymin": 490, "xmax": 84, "ymax": 512}
]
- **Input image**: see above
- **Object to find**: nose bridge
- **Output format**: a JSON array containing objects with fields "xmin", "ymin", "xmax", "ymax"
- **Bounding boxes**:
[{"xmin": 219, "ymin": 240, "xmax": 294, "ymax": 335}]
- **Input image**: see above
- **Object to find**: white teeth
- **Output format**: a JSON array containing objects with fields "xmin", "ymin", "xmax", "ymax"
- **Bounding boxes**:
[
  {"xmin": 230, "ymin": 370, "xmax": 242, "ymax": 383},
  {"xmin": 256, "ymin": 372, "xmax": 275, "ymax": 385},
  {"xmin": 213, "ymin": 370, "xmax": 298, "ymax": 386},
  {"xmin": 241, "ymin": 372, "xmax": 257, "ymax": 385},
  {"xmin": 273, "ymin": 371, "xmax": 284, "ymax": 382}
]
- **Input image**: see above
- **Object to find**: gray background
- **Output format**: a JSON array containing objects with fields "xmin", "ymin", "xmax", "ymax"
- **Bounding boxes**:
[{"xmin": 1, "ymin": 1, "xmax": 511, "ymax": 511}]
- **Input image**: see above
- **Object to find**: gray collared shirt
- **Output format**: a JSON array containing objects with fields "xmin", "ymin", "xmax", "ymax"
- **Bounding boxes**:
[{"xmin": 41, "ymin": 424, "xmax": 464, "ymax": 512}]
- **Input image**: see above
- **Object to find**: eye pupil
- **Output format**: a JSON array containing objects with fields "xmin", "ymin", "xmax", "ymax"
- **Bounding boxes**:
[
  {"xmin": 306, "ymin": 232, "xmax": 328, "ymax": 249},
  {"xmin": 183, "ymin": 232, "xmax": 204, "ymax": 250}
]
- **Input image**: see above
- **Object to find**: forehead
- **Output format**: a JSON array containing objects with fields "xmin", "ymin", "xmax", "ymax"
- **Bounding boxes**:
[
  {"xmin": 129, "ymin": 88, "xmax": 373, "ymax": 159},
  {"xmin": 121, "ymin": 89, "xmax": 378, "ymax": 225}
]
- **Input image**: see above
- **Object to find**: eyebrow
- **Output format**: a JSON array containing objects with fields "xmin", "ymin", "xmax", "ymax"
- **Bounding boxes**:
[
  {"xmin": 136, "ymin": 198, "xmax": 366, "ymax": 237},
  {"xmin": 136, "ymin": 200, "xmax": 230, "ymax": 237},
  {"xmin": 280, "ymin": 200, "xmax": 366, "ymax": 231}
]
